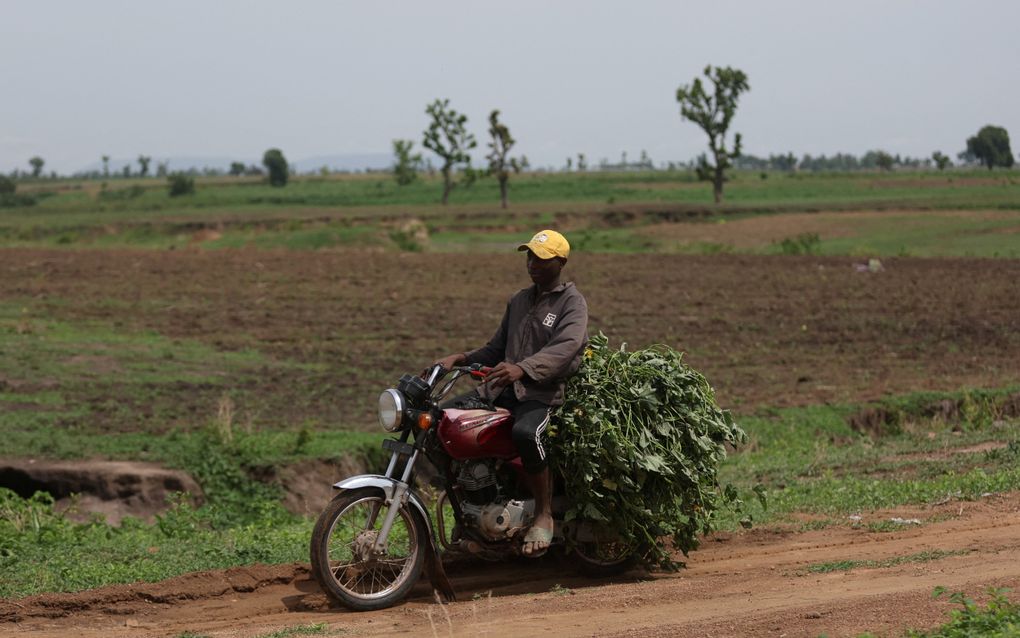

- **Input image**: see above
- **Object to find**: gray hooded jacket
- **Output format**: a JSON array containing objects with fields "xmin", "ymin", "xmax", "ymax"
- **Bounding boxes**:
[{"xmin": 464, "ymin": 281, "xmax": 589, "ymax": 407}]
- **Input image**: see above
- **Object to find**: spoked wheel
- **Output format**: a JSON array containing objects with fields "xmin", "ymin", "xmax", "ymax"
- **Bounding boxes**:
[
  {"xmin": 310, "ymin": 487, "xmax": 427, "ymax": 611},
  {"xmin": 570, "ymin": 523, "xmax": 637, "ymax": 577}
]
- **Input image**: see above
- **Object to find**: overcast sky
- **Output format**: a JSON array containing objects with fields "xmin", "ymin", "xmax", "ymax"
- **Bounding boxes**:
[{"xmin": 3, "ymin": 1, "xmax": 1019, "ymax": 173}]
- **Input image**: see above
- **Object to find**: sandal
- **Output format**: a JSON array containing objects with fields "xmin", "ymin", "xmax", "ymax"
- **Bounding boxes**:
[{"xmin": 522, "ymin": 525, "xmax": 553, "ymax": 558}]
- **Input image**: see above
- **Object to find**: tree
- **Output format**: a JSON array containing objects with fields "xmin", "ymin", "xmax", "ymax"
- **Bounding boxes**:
[
  {"xmin": 875, "ymin": 151, "xmax": 894, "ymax": 172},
  {"xmin": 966, "ymin": 125, "xmax": 1014, "ymax": 170},
  {"xmin": 486, "ymin": 110, "xmax": 520, "ymax": 209},
  {"xmin": 101, "ymin": 155, "xmax": 110, "ymax": 178},
  {"xmin": 262, "ymin": 148, "xmax": 289, "ymax": 187},
  {"xmin": 931, "ymin": 151, "xmax": 952, "ymax": 171},
  {"xmin": 137, "ymin": 155, "xmax": 151, "ymax": 177},
  {"xmin": 675, "ymin": 65, "xmax": 750, "ymax": 203},
  {"xmin": 391, "ymin": 139, "xmax": 422, "ymax": 186},
  {"xmin": 28, "ymin": 157, "xmax": 44, "ymax": 178},
  {"xmin": 156, "ymin": 161, "xmax": 169, "ymax": 178},
  {"xmin": 229, "ymin": 162, "xmax": 245, "ymax": 176},
  {"xmin": 422, "ymin": 98, "xmax": 476, "ymax": 204},
  {"xmin": 577, "ymin": 153, "xmax": 587, "ymax": 171}
]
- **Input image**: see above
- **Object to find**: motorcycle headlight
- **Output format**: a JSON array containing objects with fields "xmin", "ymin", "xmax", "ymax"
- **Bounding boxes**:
[{"xmin": 378, "ymin": 389, "xmax": 404, "ymax": 432}]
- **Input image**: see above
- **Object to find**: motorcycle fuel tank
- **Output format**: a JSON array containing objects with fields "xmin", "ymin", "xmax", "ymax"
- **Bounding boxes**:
[{"xmin": 438, "ymin": 408, "xmax": 517, "ymax": 460}]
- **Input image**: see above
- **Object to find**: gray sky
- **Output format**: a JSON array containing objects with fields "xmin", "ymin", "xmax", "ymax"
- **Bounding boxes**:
[{"xmin": 3, "ymin": 0, "xmax": 1019, "ymax": 173}]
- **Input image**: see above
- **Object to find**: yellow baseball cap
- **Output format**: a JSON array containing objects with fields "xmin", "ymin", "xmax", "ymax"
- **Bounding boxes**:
[{"xmin": 518, "ymin": 229, "xmax": 570, "ymax": 260}]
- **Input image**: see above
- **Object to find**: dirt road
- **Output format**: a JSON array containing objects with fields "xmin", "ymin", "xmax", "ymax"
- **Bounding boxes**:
[{"xmin": 4, "ymin": 492, "xmax": 1018, "ymax": 638}]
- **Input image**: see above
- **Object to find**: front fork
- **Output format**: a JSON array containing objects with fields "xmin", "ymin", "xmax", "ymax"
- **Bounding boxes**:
[{"xmin": 371, "ymin": 440, "xmax": 420, "ymax": 554}]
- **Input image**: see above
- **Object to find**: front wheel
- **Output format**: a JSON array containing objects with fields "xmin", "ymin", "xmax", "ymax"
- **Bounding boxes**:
[{"xmin": 310, "ymin": 487, "xmax": 427, "ymax": 611}]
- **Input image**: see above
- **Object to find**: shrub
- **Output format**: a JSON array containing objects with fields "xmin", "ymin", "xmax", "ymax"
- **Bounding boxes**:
[
  {"xmin": 168, "ymin": 173, "xmax": 195, "ymax": 197},
  {"xmin": 775, "ymin": 232, "xmax": 821, "ymax": 255}
]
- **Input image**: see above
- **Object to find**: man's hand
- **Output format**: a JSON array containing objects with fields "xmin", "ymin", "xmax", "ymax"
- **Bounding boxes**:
[
  {"xmin": 434, "ymin": 353, "xmax": 466, "ymax": 372},
  {"xmin": 485, "ymin": 362, "xmax": 525, "ymax": 388}
]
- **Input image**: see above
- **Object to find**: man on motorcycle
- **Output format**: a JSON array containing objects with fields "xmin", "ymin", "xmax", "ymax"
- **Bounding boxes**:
[{"xmin": 435, "ymin": 229, "xmax": 588, "ymax": 557}]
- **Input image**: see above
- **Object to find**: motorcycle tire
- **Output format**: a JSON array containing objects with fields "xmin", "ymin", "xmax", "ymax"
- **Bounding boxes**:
[
  {"xmin": 571, "ymin": 537, "xmax": 638, "ymax": 578},
  {"xmin": 310, "ymin": 487, "xmax": 428, "ymax": 611}
]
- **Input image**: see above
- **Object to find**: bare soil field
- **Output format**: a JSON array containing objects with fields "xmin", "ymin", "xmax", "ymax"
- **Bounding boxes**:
[
  {"xmin": 2, "ymin": 248, "xmax": 1019, "ymax": 431},
  {"xmin": 637, "ymin": 209, "xmax": 1020, "ymax": 248},
  {"xmin": 4, "ymin": 492, "xmax": 1019, "ymax": 637}
]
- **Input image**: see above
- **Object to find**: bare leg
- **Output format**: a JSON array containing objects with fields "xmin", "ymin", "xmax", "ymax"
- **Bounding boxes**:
[{"xmin": 523, "ymin": 467, "xmax": 553, "ymax": 556}]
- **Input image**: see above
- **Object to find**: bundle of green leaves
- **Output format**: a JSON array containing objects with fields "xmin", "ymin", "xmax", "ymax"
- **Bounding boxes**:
[{"xmin": 550, "ymin": 333, "xmax": 759, "ymax": 569}]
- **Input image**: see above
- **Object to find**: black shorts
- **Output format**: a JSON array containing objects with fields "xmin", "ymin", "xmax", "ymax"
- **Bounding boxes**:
[{"xmin": 467, "ymin": 387, "xmax": 551, "ymax": 473}]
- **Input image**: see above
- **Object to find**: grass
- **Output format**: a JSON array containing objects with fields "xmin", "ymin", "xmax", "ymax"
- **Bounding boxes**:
[
  {"xmin": 3, "ymin": 169, "xmax": 1020, "ymax": 256},
  {"xmin": 807, "ymin": 549, "xmax": 970, "ymax": 573},
  {"xmin": 0, "ymin": 381, "xmax": 1016, "ymax": 599},
  {"xmin": 258, "ymin": 623, "xmax": 331, "ymax": 638},
  {"xmin": 715, "ymin": 387, "xmax": 1020, "ymax": 528},
  {"xmin": 0, "ymin": 300, "xmax": 389, "ymax": 453}
]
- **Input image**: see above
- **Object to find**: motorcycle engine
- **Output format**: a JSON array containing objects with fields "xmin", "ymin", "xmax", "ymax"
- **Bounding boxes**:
[
  {"xmin": 456, "ymin": 461, "xmax": 534, "ymax": 540},
  {"xmin": 462, "ymin": 499, "xmax": 534, "ymax": 541},
  {"xmin": 456, "ymin": 460, "xmax": 499, "ymax": 505}
]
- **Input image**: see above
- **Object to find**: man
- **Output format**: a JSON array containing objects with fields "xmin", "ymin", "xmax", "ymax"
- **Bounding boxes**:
[{"xmin": 435, "ymin": 229, "xmax": 588, "ymax": 557}]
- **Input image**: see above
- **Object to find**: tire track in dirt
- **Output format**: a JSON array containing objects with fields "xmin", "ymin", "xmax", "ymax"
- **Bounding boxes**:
[{"xmin": 4, "ymin": 493, "xmax": 1019, "ymax": 637}]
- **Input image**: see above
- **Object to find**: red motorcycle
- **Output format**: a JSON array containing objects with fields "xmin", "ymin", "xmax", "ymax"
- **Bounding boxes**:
[{"xmin": 309, "ymin": 363, "xmax": 634, "ymax": 611}]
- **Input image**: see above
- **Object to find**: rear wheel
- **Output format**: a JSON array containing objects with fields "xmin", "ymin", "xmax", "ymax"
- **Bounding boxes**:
[
  {"xmin": 310, "ymin": 487, "xmax": 427, "ymax": 611},
  {"xmin": 570, "ymin": 524, "xmax": 637, "ymax": 577}
]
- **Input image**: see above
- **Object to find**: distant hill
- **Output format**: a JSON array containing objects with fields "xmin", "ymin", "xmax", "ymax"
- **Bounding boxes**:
[{"xmin": 74, "ymin": 152, "xmax": 391, "ymax": 175}]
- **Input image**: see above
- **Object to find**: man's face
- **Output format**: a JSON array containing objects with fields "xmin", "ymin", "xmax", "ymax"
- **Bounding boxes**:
[{"xmin": 526, "ymin": 250, "xmax": 564, "ymax": 287}]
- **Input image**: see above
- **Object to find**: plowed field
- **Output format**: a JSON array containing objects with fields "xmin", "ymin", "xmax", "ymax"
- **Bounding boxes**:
[{"xmin": 2, "ymin": 248, "xmax": 1019, "ymax": 431}]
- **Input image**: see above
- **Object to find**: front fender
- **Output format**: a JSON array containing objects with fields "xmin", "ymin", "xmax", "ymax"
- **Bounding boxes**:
[
  {"xmin": 333, "ymin": 473, "xmax": 455, "ymax": 602},
  {"xmin": 332, "ymin": 474, "xmax": 434, "ymax": 538}
]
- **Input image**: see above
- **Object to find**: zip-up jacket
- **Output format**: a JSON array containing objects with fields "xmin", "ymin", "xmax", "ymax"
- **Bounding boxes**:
[{"xmin": 464, "ymin": 281, "xmax": 588, "ymax": 406}]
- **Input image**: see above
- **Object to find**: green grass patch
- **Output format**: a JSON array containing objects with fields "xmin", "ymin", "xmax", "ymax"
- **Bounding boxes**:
[
  {"xmin": 257, "ymin": 623, "xmax": 331, "ymax": 638},
  {"xmin": 1, "ymin": 376, "xmax": 1017, "ymax": 598},
  {"xmin": 716, "ymin": 387, "xmax": 1020, "ymax": 529},
  {"xmin": 0, "ymin": 300, "xmax": 345, "ymax": 442},
  {"xmin": 4, "ymin": 169, "xmax": 1020, "ymax": 255},
  {"xmin": 808, "ymin": 549, "xmax": 969, "ymax": 573}
]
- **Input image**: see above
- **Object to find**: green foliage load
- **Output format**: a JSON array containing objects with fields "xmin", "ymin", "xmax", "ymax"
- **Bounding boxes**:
[
  {"xmin": 550, "ymin": 333, "xmax": 756, "ymax": 569},
  {"xmin": 262, "ymin": 148, "xmax": 289, "ymax": 187}
]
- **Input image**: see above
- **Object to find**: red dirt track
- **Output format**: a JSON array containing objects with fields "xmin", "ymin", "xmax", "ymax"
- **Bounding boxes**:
[{"xmin": 4, "ymin": 493, "xmax": 1019, "ymax": 637}]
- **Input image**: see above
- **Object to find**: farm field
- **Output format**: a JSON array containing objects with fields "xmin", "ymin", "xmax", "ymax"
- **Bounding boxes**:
[
  {"xmin": 3, "ymin": 248, "xmax": 1019, "ymax": 441},
  {"xmin": 2, "ymin": 171, "xmax": 1020, "ymax": 636},
  {"xmin": 4, "ymin": 170, "xmax": 1020, "ymax": 257}
]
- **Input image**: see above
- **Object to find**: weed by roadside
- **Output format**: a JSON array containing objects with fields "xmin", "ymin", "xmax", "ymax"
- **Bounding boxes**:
[
  {"xmin": 808, "ymin": 550, "xmax": 970, "ymax": 574},
  {"xmin": 898, "ymin": 587, "xmax": 1020, "ymax": 637},
  {"xmin": 258, "ymin": 623, "xmax": 334, "ymax": 638}
]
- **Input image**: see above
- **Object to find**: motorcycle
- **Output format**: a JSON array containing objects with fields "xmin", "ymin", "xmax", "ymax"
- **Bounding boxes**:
[{"xmin": 309, "ymin": 363, "xmax": 635, "ymax": 611}]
